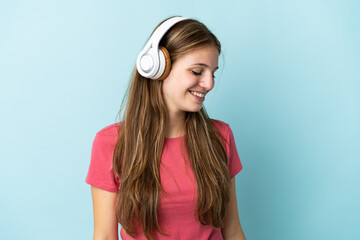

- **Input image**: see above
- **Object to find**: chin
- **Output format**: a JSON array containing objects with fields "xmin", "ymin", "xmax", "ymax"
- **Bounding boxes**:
[{"xmin": 186, "ymin": 105, "xmax": 203, "ymax": 113}]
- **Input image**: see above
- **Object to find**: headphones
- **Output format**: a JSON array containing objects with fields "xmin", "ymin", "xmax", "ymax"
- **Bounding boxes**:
[{"xmin": 136, "ymin": 16, "xmax": 188, "ymax": 80}]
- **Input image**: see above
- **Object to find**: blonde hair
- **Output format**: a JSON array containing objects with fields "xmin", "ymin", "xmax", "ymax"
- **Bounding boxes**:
[{"xmin": 113, "ymin": 17, "xmax": 230, "ymax": 240}]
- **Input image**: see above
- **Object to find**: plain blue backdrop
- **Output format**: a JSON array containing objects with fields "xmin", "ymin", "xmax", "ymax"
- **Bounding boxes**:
[{"xmin": 0, "ymin": 0, "xmax": 359, "ymax": 239}]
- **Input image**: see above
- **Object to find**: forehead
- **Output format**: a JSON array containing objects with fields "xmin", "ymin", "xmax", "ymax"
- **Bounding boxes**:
[{"xmin": 174, "ymin": 45, "xmax": 219, "ymax": 68}]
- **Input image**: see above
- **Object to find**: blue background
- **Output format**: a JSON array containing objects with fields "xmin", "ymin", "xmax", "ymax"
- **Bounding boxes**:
[{"xmin": 1, "ymin": 0, "xmax": 359, "ymax": 239}]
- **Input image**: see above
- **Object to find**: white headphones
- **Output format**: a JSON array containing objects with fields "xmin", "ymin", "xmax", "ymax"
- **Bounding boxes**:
[{"xmin": 136, "ymin": 16, "xmax": 188, "ymax": 80}]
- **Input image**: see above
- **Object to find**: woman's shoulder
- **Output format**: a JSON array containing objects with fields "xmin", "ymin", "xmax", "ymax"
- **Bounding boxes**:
[
  {"xmin": 210, "ymin": 118, "xmax": 231, "ymax": 134},
  {"xmin": 93, "ymin": 122, "xmax": 122, "ymax": 146},
  {"xmin": 96, "ymin": 122, "xmax": 121, "ymax": 136}
]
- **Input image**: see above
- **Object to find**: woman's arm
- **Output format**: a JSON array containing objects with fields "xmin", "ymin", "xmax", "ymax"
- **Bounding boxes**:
[
  {"xmin": 221, "ymin": 178, "xmax": 246, "ymax": 240},
  {"xmin": 91, "ymin": 186, "xmax": 119, "ymax": 240}
]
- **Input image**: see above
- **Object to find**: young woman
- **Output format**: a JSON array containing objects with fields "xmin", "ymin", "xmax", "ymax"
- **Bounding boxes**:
[{"xmin": 86, "ymin": 16, "xmax": 246, "ymax": 240}]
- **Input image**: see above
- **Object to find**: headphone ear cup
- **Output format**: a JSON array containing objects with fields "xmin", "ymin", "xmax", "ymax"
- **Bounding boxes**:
[{"xmin": 154, "ymin": 46, "xmax": 171, "ymax": 81}]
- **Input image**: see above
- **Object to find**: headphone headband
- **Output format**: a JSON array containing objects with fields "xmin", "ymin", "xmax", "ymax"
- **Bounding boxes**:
[
  {"xmin": 146, "ymin": 16, "xmax": 187, "ymax": 48},
  {"xmin": 136, "ymin": 16, "xmax": 188, "ymax": 79}
]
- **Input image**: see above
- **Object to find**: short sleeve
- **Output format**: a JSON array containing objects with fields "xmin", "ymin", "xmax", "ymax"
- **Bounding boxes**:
[
  {"xmin": 226, "ymin": 126, "xmax": 243, "ymax": 178},
  {"xmin": 85, "ymin": 131, "xmax": 119, "ymax": 192}
]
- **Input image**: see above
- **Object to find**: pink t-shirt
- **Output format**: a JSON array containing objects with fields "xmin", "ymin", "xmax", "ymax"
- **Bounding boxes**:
[{"xmin": 85, "ymin": 119, "xmax": 243, "ymax": 240}]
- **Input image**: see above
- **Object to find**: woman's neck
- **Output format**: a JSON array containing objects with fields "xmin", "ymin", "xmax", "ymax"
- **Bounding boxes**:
[{"xmin": 166, "ymin": 111, "xmax": 186, "ymax": 138}]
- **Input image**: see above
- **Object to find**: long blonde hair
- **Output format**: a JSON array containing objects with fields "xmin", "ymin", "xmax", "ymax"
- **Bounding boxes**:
[{"xmin": 113, "ymin": 17, "xmax": 230, "ymax": 240}]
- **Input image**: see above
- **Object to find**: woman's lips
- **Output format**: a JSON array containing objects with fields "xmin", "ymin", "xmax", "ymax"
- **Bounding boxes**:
[{"xmin": 189, "ymin": 90, "xmax": 205, "ymax": 101}]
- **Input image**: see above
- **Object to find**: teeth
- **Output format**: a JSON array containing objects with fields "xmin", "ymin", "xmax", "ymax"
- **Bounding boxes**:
[{"xmin": 190, "ymin": 91, "xmax": 205, "ymax": 98}]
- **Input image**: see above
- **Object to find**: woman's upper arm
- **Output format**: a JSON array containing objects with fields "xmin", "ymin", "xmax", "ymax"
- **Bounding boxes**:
[
  {"xmin": 91, "ymin": 186, "xmax": 119, "ymax": 240},
  {"xmin": 221, "ymin": 178, "xmax": 246, "ymax": 240}
]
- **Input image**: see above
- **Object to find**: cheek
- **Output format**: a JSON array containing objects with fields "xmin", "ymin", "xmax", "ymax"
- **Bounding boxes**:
[
  {"xmin": 184, "ymin": 74, "xmax": 198, "ymax": 87},
  {"xmin": 162, "ymin": 80, "xmax": 179, "ymax": 101},
  {"xmin": 162, "ymin": 73, "xmax": 196, "ymax": 98}
]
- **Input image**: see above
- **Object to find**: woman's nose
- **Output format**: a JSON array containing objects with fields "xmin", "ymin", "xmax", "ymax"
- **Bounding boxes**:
[{"xmin": 199, "ymin": 73, "xmax": 214, "ymax": 91}]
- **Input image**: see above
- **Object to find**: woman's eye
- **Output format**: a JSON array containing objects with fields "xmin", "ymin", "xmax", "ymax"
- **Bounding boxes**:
[
  {"xmin": 191, "ymin": 70, "xmax": 202, "ymax": 76},
  {"xmin": 191, "ymin": 70, "xmax": 215, "ymax": 79}
]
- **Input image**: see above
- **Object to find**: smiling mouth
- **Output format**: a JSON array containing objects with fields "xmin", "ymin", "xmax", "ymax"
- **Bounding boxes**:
[{"xmin": 189, "ymin": 90, "xmax": 205, "ymax": 98}]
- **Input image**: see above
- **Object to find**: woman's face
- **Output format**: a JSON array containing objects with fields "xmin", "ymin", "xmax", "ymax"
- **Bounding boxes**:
[{"xmin": 162, "ymin": 44, "xmax": 219, "ymax": 116}]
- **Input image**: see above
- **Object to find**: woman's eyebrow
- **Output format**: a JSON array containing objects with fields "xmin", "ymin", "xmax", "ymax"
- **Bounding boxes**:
[{"xmin": 191, "ymin": 63, "xmax": 219, "ymax": 70}]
